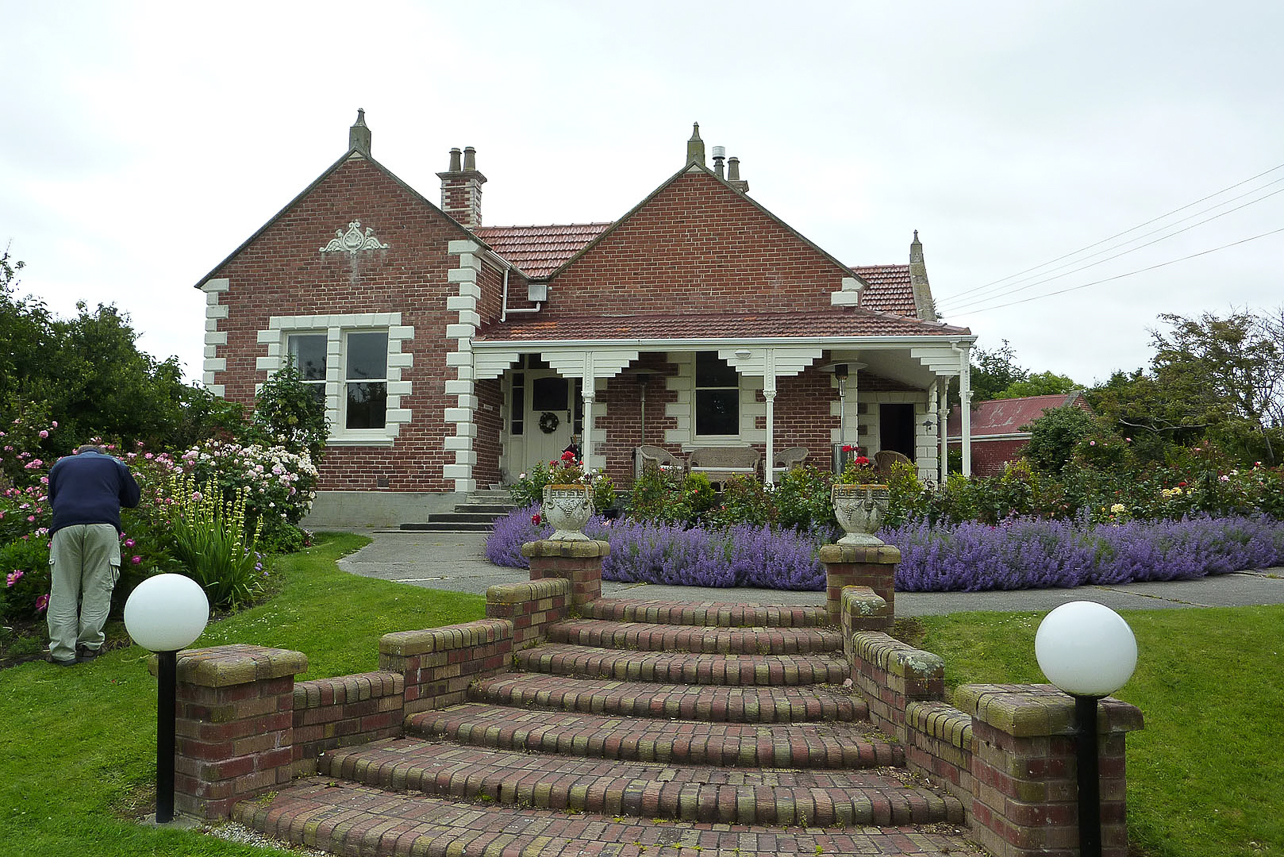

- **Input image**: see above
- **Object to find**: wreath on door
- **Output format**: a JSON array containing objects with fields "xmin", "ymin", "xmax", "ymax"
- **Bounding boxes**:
[{"xmin": 538, "ymin": 411, "xmax": 560, "ymax": 434}]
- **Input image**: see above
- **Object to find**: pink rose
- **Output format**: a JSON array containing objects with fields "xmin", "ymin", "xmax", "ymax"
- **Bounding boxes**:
[
  {"xmin": 131, "ymin": 556, "xmax": 142, "ymax": 564},
  {"xmin": 39, "ymin": 430, "xmax": 48, "ymax": 439},
  {"xmin": 35, "ymin": 593, "xmax": 49, "ymax": 612}
]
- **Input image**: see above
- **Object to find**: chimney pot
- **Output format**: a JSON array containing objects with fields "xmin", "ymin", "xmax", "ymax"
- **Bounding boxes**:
[
  {"xmin": 448, "ymin": 147, "xmax": 462, "ymax": 172},
  {"xmin": 727, "ymin": 156, "xmax": 749, "ymax": 193},
  {"xmin": 463, "ymin": 146, "xmax": 477, "ymax": 171}
]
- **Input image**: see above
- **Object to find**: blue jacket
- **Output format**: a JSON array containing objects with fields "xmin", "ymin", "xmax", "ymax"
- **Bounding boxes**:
[{"xmin": 48, "ymin": 450, "xmax": 142, "ymax": 535}]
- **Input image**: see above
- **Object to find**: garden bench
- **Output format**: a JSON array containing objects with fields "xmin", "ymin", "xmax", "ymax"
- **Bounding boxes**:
[{"xmin": 688, "ymin": 446, "xmax": 761, "ymax": 485}]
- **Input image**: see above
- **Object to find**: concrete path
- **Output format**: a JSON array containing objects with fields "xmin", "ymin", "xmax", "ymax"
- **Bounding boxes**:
[{"xmin": 338, "ymin": 530, "xmax": 1284, "ymax": 616}]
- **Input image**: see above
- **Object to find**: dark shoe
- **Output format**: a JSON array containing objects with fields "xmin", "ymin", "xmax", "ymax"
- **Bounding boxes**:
[
  {"xmin": 76, "ymin": 645, "xmax": 102, "ymax": 662},
  {"xmin": 50, "ymin": 656, "xmax": 77, "ymax": 667}
]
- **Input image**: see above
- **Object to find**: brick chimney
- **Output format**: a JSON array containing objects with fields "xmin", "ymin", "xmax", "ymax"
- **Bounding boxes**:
[
  {"xmin": 909, "ymin": 230, "xmax": 938, "ymax": 321},
  {"xmin": 349, "ymin": 108, "xmax": 371, "ymax": 156},
  {"xmin": 436, "ymin": 146, "xmax": 487, "ymax": 228}
]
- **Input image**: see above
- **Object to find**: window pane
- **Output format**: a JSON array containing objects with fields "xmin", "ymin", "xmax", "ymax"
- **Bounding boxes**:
[
  {"xmin": 511, "ymin": 379, "xmax": 525, "ymax": 435},
  {"xmin": 347, "ymin": 332, "xmax": 388, "ymax": 381},
  {"xmin": 531, "ymin": 376, "xmax": 568, "ymax": 411},
  {"xmin": 696, "ymin": 351, "xmax": 738, "ymax": 387},
  {"xmin": 346, "ymin": 382, "xmax": 387, "ymax": 429},
  {"xmin": 306, "ymin": 383, "xmax": 326, "ymax": 409},
  {"xmin": 696, "ymin": 390, "xmax": 739, "ymax": 435},
  {"xmin": 288, "ymin": 335, "xmax": 328, "ymax": 382}
]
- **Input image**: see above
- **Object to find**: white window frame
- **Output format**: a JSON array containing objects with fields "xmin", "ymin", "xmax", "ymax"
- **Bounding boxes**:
[{"xmin": 258, "ymin": 313, "xmax": 414, "ymax": 447}]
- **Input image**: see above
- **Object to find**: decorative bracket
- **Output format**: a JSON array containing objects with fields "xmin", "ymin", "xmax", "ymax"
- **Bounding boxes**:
[{"xmin": 320, "ymin": 220, "xmax": 389, "ymax": 254}]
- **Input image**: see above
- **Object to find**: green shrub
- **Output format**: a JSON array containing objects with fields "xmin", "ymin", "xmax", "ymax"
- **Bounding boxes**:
[
  {"xmin": 251, "ymin": 356, "xmax": 329, "ymax": 461},
  {"xmin": 168, "ymin": 474, "xmax": 265, "ymax": 610},
  {"xmin": 773, "ymin": 465, "xmax": 835, "ymax": 531},
  {"xmin": 1025, "ymin": 405, "xmax": 1094, "ymax": 473},
  {"xmin": 707, "ymin": 474, "xmax": 776, "ymax": 527}
]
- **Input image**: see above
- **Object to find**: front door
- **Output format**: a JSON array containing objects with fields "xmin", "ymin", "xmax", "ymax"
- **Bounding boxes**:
[
  {"xmin": 879, "ymin": 403, "xmax": 916, "ymax": 460},
  {"xmin": 527, "ymin": 372, "xmax": 582, "ymax": 471}
]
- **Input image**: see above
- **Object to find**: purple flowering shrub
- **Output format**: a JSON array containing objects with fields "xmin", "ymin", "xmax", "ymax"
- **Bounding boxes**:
[
  {"xmin": 485, "ymin": 506, "xmax": 827, "ymax": 590},
  {"xmin": 487, "ymin": 506, "xmax": 1284, "ymax": 593}
]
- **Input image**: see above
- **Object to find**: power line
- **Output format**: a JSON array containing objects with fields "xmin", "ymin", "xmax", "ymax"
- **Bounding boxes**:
[
  {"xmin": 939, "ymin": 161, "xmax": 1284, "ymax": 304},
  {"xmin": 950, "ymin": 225, "xmax": 1284, "ymax": 316},
  {"xmin": 939, "ymin": 185, "xmax": 1284, "ymax": 314},
  {"xmin": 940, "ymin": 176, "xmax": 1284, "ymax": 309}
]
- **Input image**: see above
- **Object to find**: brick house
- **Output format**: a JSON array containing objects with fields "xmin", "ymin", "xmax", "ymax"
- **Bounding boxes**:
[
  {"xmin": 194, "ymin": 113, "xmax": 977, "ymax": 527},
  {"xmin": 946, "ymin": 391, "xmax": 1091, "ymax": 477}
]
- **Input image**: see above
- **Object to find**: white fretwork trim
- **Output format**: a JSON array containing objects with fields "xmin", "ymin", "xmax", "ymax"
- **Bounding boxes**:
[{"xmin": 320, "ymin": 220, "xmax": 389, "ymax": 254}]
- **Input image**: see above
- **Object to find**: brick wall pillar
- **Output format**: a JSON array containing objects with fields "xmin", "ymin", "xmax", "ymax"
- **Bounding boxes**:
[
  {"xmin": 522, "ymin": 539, "xmax": 609, "ymax": 610},
  {"xmin": 162, "ymin": 644, "xmax": 308, "ymax": 819},
  {"xmin": 819, "ymin": 543, "xmax": 899, "ymax": 624},
  {"xmin": 955, "ymin": 684, "xmax": 1144, "ymax": 857}
]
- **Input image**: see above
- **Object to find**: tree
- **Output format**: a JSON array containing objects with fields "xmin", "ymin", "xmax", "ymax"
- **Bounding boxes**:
[
  {"xmin": 968, "ymin": 340, "xmax": 1028, "ymax": 402},
  {"xmin": 251, "ymin": 357, "xmax": 329, "ymax": 461},
  {"xmin": 993, "ymin": 371, "xmax": 1078, "ymax": 400},
  {"xmin": 1088, "ymin": 309, "xmax": 1284, "ymax": 465},
  {"xmin": 1023, "ymin": 405, "xmax": 1094, "ymax": 474}
]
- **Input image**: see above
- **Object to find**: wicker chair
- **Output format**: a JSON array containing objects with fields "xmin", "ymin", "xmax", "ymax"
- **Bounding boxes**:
[
  {"xmin": 873, "ymin": 449, "xmax": 913, "ymax": 477},
  {"xmin": 770, "ymin": 447, "xmax": 809, "ymax": 478}
]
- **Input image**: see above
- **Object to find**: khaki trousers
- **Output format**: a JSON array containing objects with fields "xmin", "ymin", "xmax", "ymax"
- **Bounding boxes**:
[{"xmin": 47, "ymin": 524, "xmax": 120, "ymax": 663}]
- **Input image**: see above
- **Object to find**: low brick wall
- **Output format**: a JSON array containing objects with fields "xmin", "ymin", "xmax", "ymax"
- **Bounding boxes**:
[
  {"xmin": 846, "ymin": 628, "xmax": 1144, "ymax": 857},
  {"xmin": 485, "ymin": 577, "xmax": 572, "ymax": 648},
  {"xmin": 379, "ymin": 618, "xmax": 514, "ymax": 715},
  {"xmin": 292, "ymin": 671, "xmax": 404, "ymax": 774},
  {"xmin": 820, "ymin": 543, "xmax": 898, "ymax": 623},
  {"xmin": 523, "ymin": 539, "xmax": 609, "ymax": 610}
]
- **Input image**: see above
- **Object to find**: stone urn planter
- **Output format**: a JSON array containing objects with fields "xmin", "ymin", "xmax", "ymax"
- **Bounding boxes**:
[
  {"xmin": 831, "ymin": 483, "xmax": 890, "ymax": 546},
  {"xmin": 541, "ymin": 484, "xmax": 594, "ymax": 541}
]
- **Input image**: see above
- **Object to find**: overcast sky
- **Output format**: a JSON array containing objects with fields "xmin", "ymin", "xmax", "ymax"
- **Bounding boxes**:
[{"xmin": 4, "ymin": 1, "xmax": 1282, "ymax": 389}]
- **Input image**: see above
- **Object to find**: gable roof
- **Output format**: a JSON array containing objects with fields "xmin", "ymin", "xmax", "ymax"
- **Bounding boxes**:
[
  {"xmin": 540, "ymin": 160, "xmax": 868, "ymax": 288},
  {"xmin": 946, "ymin": 392, "xmax": 1089, "ymax": 438},
  {"xmin": 191, "ymin": 147, "xmax": 475, "ymax": 289}
]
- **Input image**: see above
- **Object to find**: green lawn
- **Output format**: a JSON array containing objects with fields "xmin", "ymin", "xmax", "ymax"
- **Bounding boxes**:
[
  {"xmin": 916, "ymin": 606, "xmax": 1284, "ymax": 857},
  {"xmin": 0, "ymin": 533, "xmax": 486, "ymax": 857}
]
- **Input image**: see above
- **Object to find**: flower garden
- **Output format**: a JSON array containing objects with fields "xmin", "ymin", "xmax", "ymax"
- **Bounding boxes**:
[
  {"xmin": 0, "ymin": 416, "xmax": 319, "ymax": 646},
  {"xmin": 487, "ymin": 445, "xmax": 1284, "ymax": 592}
]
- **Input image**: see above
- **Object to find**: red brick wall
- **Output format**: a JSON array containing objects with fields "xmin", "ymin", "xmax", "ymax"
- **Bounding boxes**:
[
  {"xmin": 544, "ymin": 172, "xmax": 848, "ymax": 316},
  {"xmin": 948, "ymin": 438, "xmax": 1028, "ymax": 477},
  {"xmin": 207, "ymin": 156, "xmax": 471, "ymax": 493},
  {"xmin": 597, "ymin": 353, "xmax": 679, "ymax": 483}
]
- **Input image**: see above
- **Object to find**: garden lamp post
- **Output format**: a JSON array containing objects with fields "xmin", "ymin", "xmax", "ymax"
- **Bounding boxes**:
[
  {"xmin": 1035, "ymin": 601, "xmax": 1138, "ymax": 857},
  {"xmin": 124, "ymin": 574, "xmax": 210, "ymax": 824}
]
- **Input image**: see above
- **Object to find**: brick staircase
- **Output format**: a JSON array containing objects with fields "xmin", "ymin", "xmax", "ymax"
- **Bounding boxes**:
[{"xmin": 233, "ymin": 597, "xmax": 972, "ymax": 856}]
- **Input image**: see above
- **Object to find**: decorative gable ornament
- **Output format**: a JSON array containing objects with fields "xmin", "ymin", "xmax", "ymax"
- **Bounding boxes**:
[{"xmin": 320, "ymin": 220, "xmax": 389, "ymax": 254}]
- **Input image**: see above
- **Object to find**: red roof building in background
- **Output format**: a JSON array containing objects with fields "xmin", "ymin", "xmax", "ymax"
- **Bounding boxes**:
[
  {"xmin": 193, "ymin": 115, "xmax": 978, "ymax": 527},
  {"xmin": 946, "ymin": 393, "xmax": 1091, "ymax": 477}
]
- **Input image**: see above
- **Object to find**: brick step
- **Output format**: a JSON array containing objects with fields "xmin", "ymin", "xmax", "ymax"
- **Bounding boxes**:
[
  {"xmin": 472, "ymin": 673, "xmax": 867, "ymax": 722},
  {"xmin": 514, "ymin": 643, "xmax": 850, "ymax": 686},
  {"xmin": 406, "ymin": 704, "xmax": 902, "ymax": 768},
  {"xmin": 583, "ymin": 597, "xmax": 830, "ymax": 628},
  {"xmin": 452, "ymin": 503, "xmax": 514, "ymax": 514},
  {"xmin": 235, "ymin": 779, "xmax": 973, "ymax": 856},
  {"xmin": 549, "ymin": 619, "xmax": 844, "ymax": 655},
  {"xmin": 321, "ymin": 738, "xmax": 963, "ymax": 827}
]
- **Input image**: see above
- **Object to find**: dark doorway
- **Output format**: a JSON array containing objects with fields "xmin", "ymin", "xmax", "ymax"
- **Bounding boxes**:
[{"xmin": 879, "ymin": 404, "xmax": 916, "ymax": 460}]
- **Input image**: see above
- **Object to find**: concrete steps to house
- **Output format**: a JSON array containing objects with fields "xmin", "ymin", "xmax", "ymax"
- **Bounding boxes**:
[
  {"xmin": 398, "ymin": 491, "xmax": 516, "ymax": 532},
  {"xmin": 237, "ymin": 595, "xmax": 972, "ymax": 856},
  {"xmin": 471, "ymin": 673, "xmax": 867, "ymax": 722}
]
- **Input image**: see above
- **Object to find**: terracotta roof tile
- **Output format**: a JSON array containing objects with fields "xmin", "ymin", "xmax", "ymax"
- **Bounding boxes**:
[
  {"xmin": 477, "ymin": 307, "xmax": 967, "ymax": 343},
  {"xmin": 850, "ymin": 265, "xmax": 916, "ymax": 316},
  {"xmin": 473, "ymin": 223, "xmax": 612, "ymax": 278},
  {"xmin": 946, "ymin": 393, "xmax": 1089, "ymax": 438}
]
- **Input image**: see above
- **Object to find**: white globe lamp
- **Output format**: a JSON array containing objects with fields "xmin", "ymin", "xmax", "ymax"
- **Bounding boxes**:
[
  {"xmin": 124, "ymin": 573, "xmax": 210, "ymax": 824},
  {"xmin": 1035, "ymin": 601, "xmax": 1138, "ymax": 857}
]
